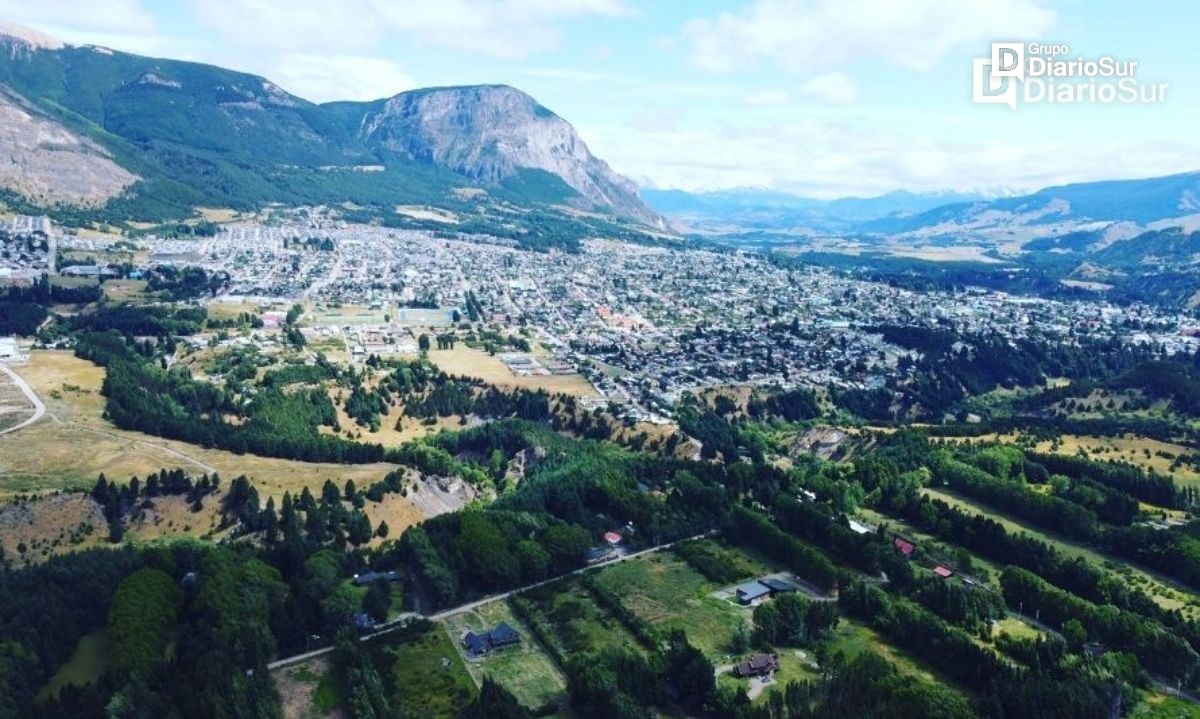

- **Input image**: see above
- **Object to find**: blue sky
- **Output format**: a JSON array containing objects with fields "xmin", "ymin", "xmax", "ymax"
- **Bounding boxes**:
[{"xmin": 2, "ymin": 0, "xmax": 1197, "ymax": 198}]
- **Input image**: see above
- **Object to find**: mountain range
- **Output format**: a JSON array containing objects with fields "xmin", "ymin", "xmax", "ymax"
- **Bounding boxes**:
[
  {"xmin": 0, "ymin": 23, "xmax": 664, "ymax": 230},
  {"xmin": 643, "ymin": 173, "xmax": 1200, "ymax": 240},
  {"xmin": 640, "ymin": 187, "xmax": 986, "ymax": 235}
]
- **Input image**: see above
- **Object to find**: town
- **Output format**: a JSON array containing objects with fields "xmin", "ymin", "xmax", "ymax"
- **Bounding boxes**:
[{"xmin": 10, "ymin": 210, "xmax": 1197, "ymax": 428}]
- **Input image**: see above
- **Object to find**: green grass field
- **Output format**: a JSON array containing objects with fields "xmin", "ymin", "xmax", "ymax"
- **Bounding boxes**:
[
  {"xmin": 992, "ymin": 616, "xmax": 1042, "ymax": 642},
  {"xmin": 442, "ymin": 600, "xmax": 568, "ymax": 712},
  {"xmin": 37, "ymin": 630, "xmax": 110, "ymax": 700},
  {"xmin": 671, "ymin": 538, "xmax": 774, "ymax": 583},
  {"xmin": 521, "ymin": 579, "xmax": 645, "ymax": 658},
  {"xmin": 310, "ymin": 669, "xmax": 344, "ymax": 715},
  {"xmin": 272, "ymin": 656, "xmax": 342, "ymax": 718},
  {"xmin": 594, "ymin": 553, "xmax": 751, "ymax": 658},
  {"xmin": 1131, "ymin": 691, "xmax": 1200, "ymax": 719},
  {"xmin": 371, "ymin": 625, "xmax": 477, "ymax": 717},
  {"xmin": 718, "ymin": 650, "xmax": 821, "ymax": 703},
  {"xmin": 828, "ymin": 620, "xmax": 970, "ymax": 697}
]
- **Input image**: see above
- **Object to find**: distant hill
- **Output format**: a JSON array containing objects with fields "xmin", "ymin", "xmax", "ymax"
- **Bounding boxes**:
[
  {"xmin": 645, "ymin": 173, "xmax": 1200, "ymax": 243},
  {"xmin": 641, "ymin": 187, "xmax": 983, "ymax": 234},
  {"xmin": 863, "ymin": 172, "xmax": 1200, "ymax": 235},
  {"xmin": 0, "ymin": 24, "xmax": 664, "ymax": 229}
]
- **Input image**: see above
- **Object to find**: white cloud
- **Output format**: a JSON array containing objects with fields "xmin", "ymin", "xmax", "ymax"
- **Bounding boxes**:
[
  {"xmin": 185, "ymin": 0, "xmax": 626, "ymax": 58},
  {"xmin": 372, "ymin": 0, "xmax": 627, "ymax": 58},
  {"xmin": 742, "ymin": 89, "xmax": 792, "ymax": 107},
  {"xmin": 184, "ymin": 0, "xmax": 381, "ymax": 53},
  {"xmin": 683, "ymin": 0, "xmax": 1055, "ymax": 74},
  {"xmin": 589, "ymin": 117, "xmax": 1199, "ymax": 199},
  {"xmin": 741, "ymin": 79, "xmax": 857, "ymax": 108},
  {"xmin": 513, "ymin": 67, "xmax": 733, "ymax": 99},
  {"xmin": 266, "ymin": 55, "xmax": 416, "ymax": 102},
  {"xmin": 0, "ymin": 0, "xmax": 155, "ymax": 36},
  {"xmin": 625, "ymin": 108, "xmax": 683, "ymax": 133},
  {"xmin": 800, "ymin": 72, "xmax": 857, "ymax": 104}
]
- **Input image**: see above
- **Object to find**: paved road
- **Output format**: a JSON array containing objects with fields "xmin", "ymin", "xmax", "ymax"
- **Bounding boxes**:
[
  {"xmin": 265, "ymin": 530, "xmax": 716, "ymax": 672},
  {"xmin": 0, "ymin": 363, "xmax": 45, "ymax": 436}
]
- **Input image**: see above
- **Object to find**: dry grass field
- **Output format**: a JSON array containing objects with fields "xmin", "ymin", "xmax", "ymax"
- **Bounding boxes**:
[
  {"xmin": 0, "ymin": 352, "xmax": 415, "ymax": 509},
  {"xmin": 0, "ymin": 489, "xmax": 236, "ymax": 567},
  {"xmin": 308, "ymin": 303, "xmax": 391, "ymax": 327},
  {"xmin": 942, "ymin": 431, "xmax": 1200, "ymax": 486},
  {"xmin": 205, "ymin": 298, "xmax": 273, "ymax": 320},
  {"xmin": 195, "ymin": 207, "xmax": 242, "ymax": 222},
  {"xmin": 326, "ymin": 388, "xmax": 467, "ymax": 446},
  {"xmin": 1033, "ymin": 434, "xmax": 1200, "ymax": 485},
  {"xmin": 362, "ymin": 493, "xmax": 425, "ymax": 547},
  {"xmin": 0, "ymin": 477, "xmax": 423, "ymax": 566},
  {"xmin": 0, "ymin": 493, "xmax": 108, "ymax": 563},
  {"xmin": 101, "ymin": 279, "xmax": 148, "ymax": 302},
  {"xmin": 0, "ymin": 373, "xmax": 35, "ymax": 432},
  {"xmin": 429, "ymin": 345, "xmax": 598, "ymax": 397}
]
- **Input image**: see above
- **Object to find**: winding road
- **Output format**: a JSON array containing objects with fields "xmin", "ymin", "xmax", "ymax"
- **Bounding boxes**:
[{"xmin": 0, "ymin": 363, "xmax": 45, "ymax": 436}]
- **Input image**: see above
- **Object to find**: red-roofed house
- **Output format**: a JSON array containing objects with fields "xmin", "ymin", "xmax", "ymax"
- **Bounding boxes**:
[
  {"xmin": 603, "ymin": 531, "xmax": 622, "ymax": 545},
  {"xmin": 893, "ymin": 536, "xmax": 915, "ymax": 558},
  {"xmin": 933, "ymin": 565, "xmax": 953, "ymax": 579}
]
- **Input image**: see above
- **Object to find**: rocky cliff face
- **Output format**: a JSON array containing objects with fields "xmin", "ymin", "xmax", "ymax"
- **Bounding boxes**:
[
  {"xmin": 0, "ymin": 24, "xmax": 138, "ymax": 205},
  {"xmin": 0, "ymin": 89, "xmax": 137, "ymax": 206},
  {"xmin": 361, "ymin": 85, "xmax": 665, "ymax": 228}
]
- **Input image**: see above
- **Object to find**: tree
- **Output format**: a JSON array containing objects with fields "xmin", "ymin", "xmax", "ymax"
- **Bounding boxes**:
[
  {"xmin": 261, "ymin": 497, "xmax": 279, "ymax": 543},
  {"xmin": 322, "ymin": 585, "xmax": 360, "ymax": 629},
  {"xmin": 362, "ymin": 581, "xmax": 391, "ymax": 623},
  {"xmin": 539, "ymin": 524, "xmax": 591, "ymax": 574},
  {"xmin": 108, "ymin": 568, "xmax": 182, "ymax": 678},
  {"xmin": 1062, "ymin": 618, "xmax": 1088, "ymax": 652},
  {"xmin": 728, "ymin": 621, "xmax": 751, "ymax": 654},
  {"xmin": 418, "ymin": 333, "xmax": 431, "ymax": 352},
  {"xmin": 335, "ymin": 633, "xmax": 392, "ymax": 719},
  {"xmin": 459, "ymin": 676, "xmax": 531, "ymax": 719},
  {"xmin": 454, "ymin": 513, "xmax": 520, "ymax": 589},
  {"xmin": 347, "ymin": 511, "xmax": 373, "ymax": 547},
  {"xmin": 0, "ymin": 641, "xmax": 41, "ymax": 718},
  {"xmin": 514, "ymin": 539, "xmax": 551, "ymax": 581},
  {"xmin": 663, "ymin": 630, "xmax": 714, "ymax": 710}
]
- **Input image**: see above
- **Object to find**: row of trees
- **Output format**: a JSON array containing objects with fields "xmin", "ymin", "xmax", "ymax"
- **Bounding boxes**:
[
  {"xmin": 929, "ymin": 447, "xmax": 1200, "ymax": 594},
  {"xmin": 852, "ymin": 436, "xmax": 1200, "ymax": 684},
  {"xmin": 1000, "ymin": 566, "xmax": 1198, "ymax": 680}
]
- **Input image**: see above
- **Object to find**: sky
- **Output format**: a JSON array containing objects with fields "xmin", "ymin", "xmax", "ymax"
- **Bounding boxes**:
[{"xmin": 3, "ymin": 0, "xmax": 1198, "ymax": 199}]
